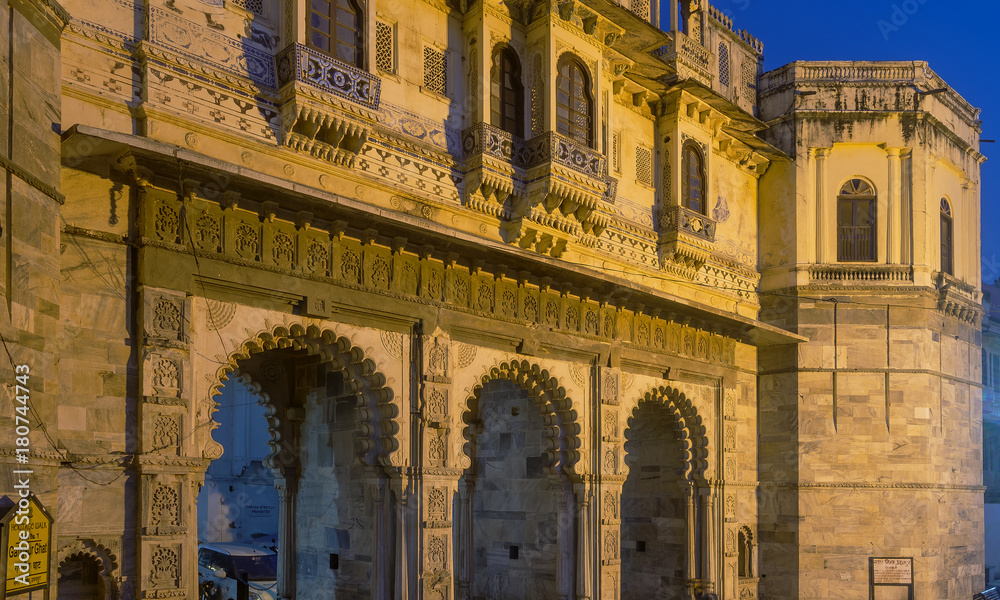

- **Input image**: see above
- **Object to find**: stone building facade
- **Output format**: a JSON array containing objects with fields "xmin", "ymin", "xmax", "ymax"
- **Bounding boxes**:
[{"xmin": 0, "ymin": 0, "xmax": 985, "ymax": 598}]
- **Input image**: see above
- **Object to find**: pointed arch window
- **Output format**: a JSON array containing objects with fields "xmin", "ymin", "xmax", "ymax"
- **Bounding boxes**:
[
  {"xmin": 681, "ymin": 142, "xmax": 706, "ymax": 214},
  {"xmin": 556, "ymin": 55, "xmax": 593, "ymax": 147},
  {"xmin": 941, "ymin": 198, "xmax": 953, "ymax": 275},
  {"xmin": 309, "ymin": 0, "xmax": 365, "ymax": 68},
  {"xmin": 837, "ymin": 178, "xmax": 877, "ymax": 262},
  {"xmin": 491, "ymin": 46, "xmax": 524, "ymax": 138}
]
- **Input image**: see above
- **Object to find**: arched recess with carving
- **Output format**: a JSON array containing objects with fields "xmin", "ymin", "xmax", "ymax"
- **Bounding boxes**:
[
  {"xmin": 196, "ymin": 322, "xmax": 400, "ymax": 600},
  {"xmin": 57, "ymin": 540, "xmax": 119, "ymax": 600},
  {"xmin": 204, "ymin": 323, "xmax": 399, "ymax": 468},
  {"xmin": 461, "ymin": 358, "xmax": 581, "ymax": 476},
  {"xmin": 455, "ymin": 358, "xmax": 581, "ymax": 599},
  {"xmin": 620, "ymin": 385, "xmax": 710, "ymax": 599},
  {"xmin": 622, "ymin": 385, "xmax": 709, "ymax": 480}
]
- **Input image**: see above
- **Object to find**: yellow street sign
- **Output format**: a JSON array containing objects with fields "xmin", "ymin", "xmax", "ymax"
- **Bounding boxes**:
[{"xmin": 2, "ymin": 494, "xmax": 52, "ymax": 596}]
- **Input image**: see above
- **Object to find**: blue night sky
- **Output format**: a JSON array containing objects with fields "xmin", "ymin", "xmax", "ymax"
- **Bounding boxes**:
[{"xmin": 692, "ymin": 0, "xmax": 1000, "ymax": 280}]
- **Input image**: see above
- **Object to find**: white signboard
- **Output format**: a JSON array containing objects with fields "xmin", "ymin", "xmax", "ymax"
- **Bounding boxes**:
[{"xmin": 872, "ymin": 558, "xmax": 912, "ymax": 585}]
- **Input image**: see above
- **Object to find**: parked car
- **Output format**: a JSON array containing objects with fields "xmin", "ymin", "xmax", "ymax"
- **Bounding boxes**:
[{"xmin": 197, "ymin": 543, "xmax": 278, "ymax": 600}]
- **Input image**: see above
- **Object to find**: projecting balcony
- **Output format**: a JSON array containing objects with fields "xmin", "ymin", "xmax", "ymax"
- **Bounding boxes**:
[
  {"xmin": 658, "ymin": 204, "xmax": 716, "ymax": 270},
  {"xmin": 463, "ymin": 124, "xmax": 617, "ymax": 257},
  {"xmin": 275, "ymin": 43, "xmax": 382, "ymax": 166}
]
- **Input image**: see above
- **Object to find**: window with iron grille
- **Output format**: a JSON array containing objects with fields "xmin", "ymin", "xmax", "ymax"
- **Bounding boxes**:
[
  {"xmin": 635, "ymin": 146, "xmax": 652, "ymax": 186},
  {"xmin": 612, "ymin": 131, "xmax": 621, "ymax": 173},
  {"xmin": 423, "ymin": 46, "xmax": 448, "ymax": 96},
  {"xmin": 836, "ymin": 178, "xmax": 877, "ymax": 262},
  {"xmin": 375, "ymin": 21, "xmax": 394, "ymax": 73},
  {"xmin": 556, "ymin": 55, "xmax": 593, "ymax": 147},
  {"xmin": 718, "ymin": 42, "xmax": 730, "ymax": 87},
  {"xmin": 681, "ymin": 142, "xmax": 705, "ymax": 213},
  {"xmin": 309, "ymin": 0, "xmax": 364, "ymax": 68},
  {"xmin": 490, "ymin": 46, "xmax": 523, "ymax": 137}
]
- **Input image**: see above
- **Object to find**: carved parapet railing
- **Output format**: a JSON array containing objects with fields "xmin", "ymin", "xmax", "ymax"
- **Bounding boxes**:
[
  {"xmin": 657, "ymin": 204, "xmax": 716, "ymax": 273},
  {"xmin": 656, "ymin": 33, "xmax": 713, "ymax": 81},
  {"xmin": 462, "ymin": 122, "xmax": 528, "ymax": 216},
  {"xmin": 276, "ymin": 43, "xmax": 381, "ymax": 166},
  {"xmin": 807, "ymin": 264, "xmax": 914, "ymax": 284},
  {"xmin": 507, "ymin": 132, "xmax": 614, "ymax": 256}
]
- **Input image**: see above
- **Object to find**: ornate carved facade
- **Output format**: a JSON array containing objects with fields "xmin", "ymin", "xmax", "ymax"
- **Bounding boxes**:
[{"xmin": 0, "ymin": 0, "xmax": 984, "ymax": 598}]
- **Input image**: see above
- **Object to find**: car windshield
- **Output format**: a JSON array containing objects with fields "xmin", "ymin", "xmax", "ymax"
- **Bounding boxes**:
[{"xmin": 229, "ymin": 554, "xmax": 277, "ymax": 581}]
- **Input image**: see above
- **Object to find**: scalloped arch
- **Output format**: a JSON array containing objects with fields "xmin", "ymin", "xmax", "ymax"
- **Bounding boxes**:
[
  {"xmin": 209, "ymin": 323, "xmax": 398, "ymax": 467},
  {"xmin": 462, "ymin": 359, "xmax": 580, "ymax": 476},
  {"xmin": 57, "ymin": 540, "xmax": 119, "ymax": 600},
  {"xmin": 624, "ymin": 385, "xmax": 709, "ymax": 480}
]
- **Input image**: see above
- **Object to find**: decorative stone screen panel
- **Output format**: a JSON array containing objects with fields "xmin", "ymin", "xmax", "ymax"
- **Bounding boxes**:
[
  {"xmin": 719, "ymin": 42, "xmax": 730, "ymax": 87},
  {"xmin": 229, "ymin": 0, "xmax": 264, "ymax": 15},
  {"xmin": 636, "ymin": 146, "xmax": 652, "ymax": 186},
  {"xmin": 741, "ymin": 59, "xmax": 755, "ymax": 101},
  {"xmin": 423, "ymin": 46, "xmax": 447, "ymax": 95},
  {"xmin": 376, "ymin": 21, "xmax": 394, "ymax": 73},
  {"xmin": 612, "ymin": 131, "xmax": 621, "ymax": 173}
]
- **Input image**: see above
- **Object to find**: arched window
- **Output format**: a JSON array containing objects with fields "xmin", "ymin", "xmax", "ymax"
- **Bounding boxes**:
[
  {"xmin": 837, "ymin": 178, "xmax": 877, "ymax": 262},
  {"xmin": 309, "ymin": 0, "xmax": 365, "ymax": 68},
  {"xmin": 738, "ymin": 527, "xmax": 754, "ymax": 578},
  {"xmin": 681, "ymin": 142, "xmax": 706, "ymax": 214},
  {"xmin": 718, "ymin": 42, "xmax": 730, "ymax": 87},
  {"xmin": 556, "ymin": 55, "xmax": 593, "ymax": 147},
  {"xmin": 941, "ymin": 197, "xmax": 953, "ymax": 275},
  {"xmin": 491, "ymin": 46, "xmax": 524, "ymax": 138}
]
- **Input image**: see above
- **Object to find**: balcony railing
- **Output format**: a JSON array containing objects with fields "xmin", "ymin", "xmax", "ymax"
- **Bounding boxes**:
[
  {"xmin": 837, "ymin": 225, "xmax": 875, "ymax": 262},
  {"xmin": 525, "ymin": 130, "xmax": 606, "ymax": 179},
  {"xmin": 808, "ymin": 264, "xmax": 913, "ymax": 283},
  {"xmin": 276, "ymin": 43, "xmax": 381, "ymax": 111},
  {"xmin": 662, "ymin": 205, "xmax": 716, "ymax": 243},
  {"xmin": 462, "ymin": 124, "xmax": 614, "ymax": 199}
]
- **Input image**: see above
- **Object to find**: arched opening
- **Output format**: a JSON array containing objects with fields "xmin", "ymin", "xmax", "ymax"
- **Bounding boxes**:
[
  {"xmin": 941, "ymin": 197, "xmax": 953, "ymax": 275},
  {"xmin": 837, "ymin": 177, "xmax": 877, "ymax": 262},
  {"xmin": 491, "ymin": 45, "xmax": 524, "ymax": 138},
  {"xmin": 58, "ymin": 554, "xmax": 108, "ymax": 599},
  {"xmin": 556, "ymin": 54, "xmax": 593, "ymax": 147},
  {"xmin": 621, "ymin": 399, "xmax": 690, "ymax": 599},
  {"xmin": 738, "ymin": 526, "xmax": 754, "ymax": 578},
  {"xmin": 197, "ymin": 330, "xmax": 397, "ymax": 600},
  {"xmin": 681, "ymin": 142, "xmax": 706, "ymax": 214},
  {"xmin": 459, "ymin": 378, "xmax": 565, "ymax": 599},
  {"xmin": 197, "ymin": 376, "xmax": 278, "ymax": 549}
]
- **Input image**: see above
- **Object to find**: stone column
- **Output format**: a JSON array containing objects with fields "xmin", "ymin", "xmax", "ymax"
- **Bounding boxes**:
[
  {"xmin": 886, "ymin": 148, "xmax": 902, "ymax": 264},
  {"xmin": 558, "ymin": 485, "xmax": 577, "ymax": 600},
  {"xmin": 457, "ymin": 480, "xmax": 474, "ymax": 599},
  {"xmin": 274, "ymin": 472, "xmax": 299, "ymax": 600},
  {"xmin": 814, "ymin": 148, "xmax": 831, "ymax": 263},
  {"xmin": 685, "ymin": 481, "xmax": 697, "ymax": 582},
  {"xmin": 576, "ymin": 482, "xmax": 594, "ymax": 600}
]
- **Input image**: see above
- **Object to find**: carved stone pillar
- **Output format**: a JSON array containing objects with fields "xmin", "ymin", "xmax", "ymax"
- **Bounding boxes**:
[
  {"xmin": 456, "ymin": 480, "xmax": 474, "ymax": 599},
  {"xmin": 135, "ymin": 279, "xmax": 195, "ymax": 600},
  {"xmin": 274, "ymin": 472, "xmax": 299, "ymax": 600},
  {"xmin": 558, "ymin": 485, "xmax": 576, "ymax": 600},
  {"xmin": 419, "ymin": 333, "xmax": 458, "ymax": 600},
  {"xmin": 685, "ymin": 481, "xmax": 697, "ymax": 582},
  {"xmin": 814, "ymin": 148, "xmax": 831, "ymax": 263},
  {"xmin": 886, "ymin": 148, "xmax": 902, "ymax": 264},
  {"xmin": 596, "ymin": 366, "xmax": 622, "ymax": 600},
  {"xmin": 575, "ymin": 483, "xmax": 594, "ymax": 600}
]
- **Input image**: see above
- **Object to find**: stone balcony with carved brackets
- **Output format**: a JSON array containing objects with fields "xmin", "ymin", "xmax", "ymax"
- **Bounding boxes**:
[
  {"xmin": 657, "ymin": 204, "xmax": 716, "ymax": 271},
  {"xmin": 463, "ymin": 125, "xmax": 617, "ymax": 258},
  {"xmin": 276, "ymin": 43, "xmax": 382, "ymax": 166},
  {"xmin": 655, "ymin": 32, "xmax": 713, "ymax": 83}
]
